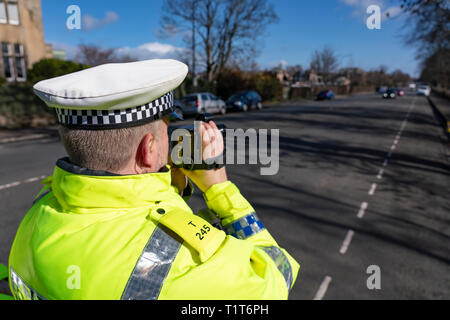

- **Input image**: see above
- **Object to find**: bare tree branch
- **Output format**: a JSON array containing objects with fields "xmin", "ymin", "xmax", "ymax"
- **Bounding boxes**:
[{"xmin": 159, "ymin": 0, "xmax": 278, "ymax": 82}]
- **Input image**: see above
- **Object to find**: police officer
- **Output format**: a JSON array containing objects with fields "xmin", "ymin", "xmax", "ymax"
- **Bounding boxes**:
[{"xmin": 8, "ymin": 59, "xmax": 300, "ymax": 300}]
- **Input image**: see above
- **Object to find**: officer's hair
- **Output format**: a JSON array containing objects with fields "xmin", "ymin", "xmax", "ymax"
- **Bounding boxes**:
[{"xmin": 59, "ymin": 120, "xmax": 162, "ymax": 172}]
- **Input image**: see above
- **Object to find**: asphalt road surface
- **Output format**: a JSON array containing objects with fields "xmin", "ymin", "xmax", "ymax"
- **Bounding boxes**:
[{"xmin": 1, "ymin": 91, "xmax": 449, "ymax": 299}]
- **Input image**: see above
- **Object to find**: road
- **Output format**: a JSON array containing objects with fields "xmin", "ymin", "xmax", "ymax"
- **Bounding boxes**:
[{"xmin": 1, "ymin": 91, "xmax": 449, "ymax": 299}]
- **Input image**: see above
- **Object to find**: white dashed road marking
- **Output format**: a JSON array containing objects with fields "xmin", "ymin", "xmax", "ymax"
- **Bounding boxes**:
[
  {"xmin": 377, "ymin": 168, "xmax": 384, "ymax": 180},
  {"xmin": 357, "ymin": 202, "xmax": 368, "ymax": 219},
  {"xmin": 317, "ymin": 97, "xmax": 418, "ymax": 299},
  {"xmin": 0, "ymin": 175, "xmax": 47, "ymax": 191},
  {"xmin": 313, "ymin": 276, "xmax": 332, "ymax": 300},
  {"xmin": 339, "ymin": 230, "xmax": 355, "ymax": 254},
  {"xmin": 368, "ymin": 183, "xmax": 377, "ymax": 195}
]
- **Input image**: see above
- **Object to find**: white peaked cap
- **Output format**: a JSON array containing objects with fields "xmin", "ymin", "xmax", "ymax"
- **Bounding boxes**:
[{"xmin": 33, "ymin": 59, "xmax": 188, "ymax": 129}]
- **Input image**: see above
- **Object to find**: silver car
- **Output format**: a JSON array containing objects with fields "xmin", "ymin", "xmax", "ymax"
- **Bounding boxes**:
[
  {"xmin": 182, "ymin": 92, "xmax": 227, "ymax": 115},
  {"xmin": 416, "ymin": 85, "xmax": 431, "ymax": 96}
]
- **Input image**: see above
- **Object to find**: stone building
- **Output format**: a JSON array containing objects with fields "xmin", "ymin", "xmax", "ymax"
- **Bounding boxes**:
[
  {"xmin": 292, "ymin": 68, "xmax": 324, "ymax": 87},
  {"xmin": 0, "ymin": 0, "xmax": 52, "ymax": 82}
]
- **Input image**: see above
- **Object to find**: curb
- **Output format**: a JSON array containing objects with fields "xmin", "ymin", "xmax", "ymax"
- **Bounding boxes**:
[
  {"xmin": 427, "ymin": 96, "xmax": 450, "ymax": 140},
  {"xmin": 0, "ymin": 133, "xmax": 55, "ymax": 145}
]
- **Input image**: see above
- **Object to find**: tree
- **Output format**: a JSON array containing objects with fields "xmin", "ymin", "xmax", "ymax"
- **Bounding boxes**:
[
  {"xmin": 400, "ymin": 0, "xmax": 449, "ymax": 87},
  {"xmin": 310, "ymin": 46, "xmax": 339, "ymax": 83},
  {"xmin": 390, "ymin": 69, "xmax": 412, "ymax": 86},
  {"xmin": 366, "ymin": 65, "xmax": 390, "ymax": 86},
  {"xmin": 75, "ymin": 44, "xmax": 136, "ymax": 66},
  {"xmin": 27, "ymin": 59, "xmax": 89, "ymax": 84},
  {"xmin": 157, "ymin": 0, "xmax": 199, "ymax": 85},
  {"xmin": 400, "ymin": 0, "xmax": 449, "ymax": 59},
  {"xmin": 159, "ymin": 0, "xmax": 278, "ymax": 82},
  {"xmin": 420, "ymin": 48, "xmax": 450, "ymax": 87}
]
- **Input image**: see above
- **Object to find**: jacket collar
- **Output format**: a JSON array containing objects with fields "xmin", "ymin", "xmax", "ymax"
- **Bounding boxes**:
[{"xmin": 52, "ymin": 158, "xmax": 181, "ymax": 213}]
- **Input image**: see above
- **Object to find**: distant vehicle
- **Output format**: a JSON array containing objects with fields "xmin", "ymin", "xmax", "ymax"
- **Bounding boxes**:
[
  {"xmin": 182, "ymin": 92, "xmax": 227, "ymax": 115},
  {"xmin": 383, "ymin": 88, "xmax": 397, "ymax": 99},
  {"xmin": 396, "ymin": 89, "xmax": 405, "ymax": 96},
  {"xmin": 173, "ymin": 99, "xmax": 198, "ymax": 118},
  {"xmin": 378, "ymin": 86, "xmax": 388, "ymax": 94},
  {"xmin": 408, "ymin": 83, "xmax": 416, "ymax": 89},
  {"xmin": 226, "ymin": 91, "xmax": 263, "ymax": 112},
  {"xmin": 316, "ymin": 90, "xmax": 335, "ymax": 101},
  {"xmin": 416, "ymin": 85, "xmax": 431, "ymax": 96}
]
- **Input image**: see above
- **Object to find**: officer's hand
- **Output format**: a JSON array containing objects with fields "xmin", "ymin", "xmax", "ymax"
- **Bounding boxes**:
[
  {"xmin": 181, "ymin": 121, "xmax": 228, "ymax": 193},
  {"xmin": 170, "ymin": 166, "xmax": 188, "ymax": 195}
]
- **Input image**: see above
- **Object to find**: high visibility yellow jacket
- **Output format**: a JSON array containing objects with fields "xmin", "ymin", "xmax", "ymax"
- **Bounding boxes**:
[{"xmin": 8, "ymin": 158, "xmax": 300, "ymax": 300}]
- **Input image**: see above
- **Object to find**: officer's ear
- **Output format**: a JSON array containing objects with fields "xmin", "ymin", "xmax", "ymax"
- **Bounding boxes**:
[{"xmin": 137, "ymin": 133, "xmax": 157, "ymax": 171}]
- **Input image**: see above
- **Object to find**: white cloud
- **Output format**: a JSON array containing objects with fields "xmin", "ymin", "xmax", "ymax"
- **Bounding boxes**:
[
  {"xmin": 115, "ymin": 42, "xmax": 187, "ymax": 60},
  {"xmin": 83, "ymin": 11, "xmax": 119, "ymax": 31}
]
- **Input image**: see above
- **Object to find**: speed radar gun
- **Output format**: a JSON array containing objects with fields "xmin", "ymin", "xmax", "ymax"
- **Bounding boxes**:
[{"xmin": 170, "ymin": 113, "xmax": 227, "ymax": 171}]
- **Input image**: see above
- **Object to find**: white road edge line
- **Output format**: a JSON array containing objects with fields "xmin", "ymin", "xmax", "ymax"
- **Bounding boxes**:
[
  {"xmin": 357, "ymin": 202, "xmax": 368, "ymax": 219},
  {"xmin": 377, "ymin": 168, "xmax": 384, "ymax": 180},
  {"xmin": 339, "ymin": 230, "xmax": 355, "ymax": 254},
  {"xmin": 368, "ymin": 183, "xmax": 377, "ymax": 195},
  {"xmin": 313, "ymin": 276, "xmax": 332, "ymax": 300},
  {"xmin": 0, "ymin": 175, "xmax": 47, "ymax": 191}
]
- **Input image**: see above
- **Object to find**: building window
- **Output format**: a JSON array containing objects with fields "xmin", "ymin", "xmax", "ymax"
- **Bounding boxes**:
[
  {"xmin": 1, "ymin": 42, "xmax": 25, "ymax": 82},
  {"xmin": 0, "ymin": 1, "xmax": 7, "ymax": 24},
  {"xmin": 2, "ymin": 42, "xmax": 14, "ymax": 81},
  {"xmin": 1, "ymin": 42, "xmax": 10, "ymax": 55},
  {"xmin": 14, "ymin": 43, "xmax": 25, "ymax": 81},
  {"xmin": 7, "ymin": 0, "xmax": 19, "ymax": 25}
]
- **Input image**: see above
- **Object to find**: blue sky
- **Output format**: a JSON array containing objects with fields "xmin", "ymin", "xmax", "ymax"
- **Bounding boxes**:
[{"xmin": 42, "ymin": 0, "xmax": 419, "ymax": 76}]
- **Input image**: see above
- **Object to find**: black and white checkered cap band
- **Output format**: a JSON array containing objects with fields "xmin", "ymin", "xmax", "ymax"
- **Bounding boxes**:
[{"xmin": 56, "ymin": 91, "xmax": 174, "ymax": 129}]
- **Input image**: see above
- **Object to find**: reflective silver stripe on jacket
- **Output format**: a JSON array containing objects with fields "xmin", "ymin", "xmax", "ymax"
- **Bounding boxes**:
[
  {"xmin": 260, "ymin": 246, "xmax": 294, "ymax": 291},
  {"xmin": 10, "ymin": 268, "xmax": 46, "ymax": 300},
  {"xmin": 121, "ymin": 225, "xmax": 182, "ymax": 300}
]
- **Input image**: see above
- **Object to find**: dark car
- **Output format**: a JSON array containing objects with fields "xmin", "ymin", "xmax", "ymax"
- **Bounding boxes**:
[
  {"xmin": 173, "ymin": 99, "xmax": 198, "ymax": 118},
  {"xmin": 382, "ymin": 88, "xmax": 397, "ymax": 99},
  {"xmin": 226, "ymin": 91, "xmax": 262, "ymax": 112},
  {"xmin": 316, "ymin": 90, "xmax": 335, "ymax": 100}
]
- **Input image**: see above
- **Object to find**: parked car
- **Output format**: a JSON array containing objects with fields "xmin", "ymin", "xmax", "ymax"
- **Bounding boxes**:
[
  {"xmin": 408, "ymin": 83, "xmax": 416, "ymax": 89},
  {"xmin": 173, "ymin": 99, "xmax": 198, "ymax": 118},
  {"xmin": 226, "ymin": 91, "xmax": 263, "ymax": 112},
  {"xmin": 316, "ymin": 90, "xmax": 335, "ymax": 100},
  {"xmin": 396, "ymin": 88, "xmax": 405, "ymax": 96},
  {"xmin": 383, "ymin": 88, "xmax": 397, "ymax": 99},
  {"xmin": 182, "ymin": 92, "xmax": 227, "ymax": 115},
  {"xmin": 416, "ymin": 85, "xmax": 431, "ymax": 96},
  {"xmin": 378, "ymin": 86, "xmax": 388, "ymax": 94}
]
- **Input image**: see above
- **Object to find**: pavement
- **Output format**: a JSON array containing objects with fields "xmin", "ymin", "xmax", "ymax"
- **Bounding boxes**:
[
  {"xmin": 0, "ymin": 91, "xmax": 449, "ymax": 299},
  {"xmin": 0, "ymin": 126, "xmax": 59, "ymax": 144},
  {"xmin": 428, "ymin": 93, "xmax": 450, "ymax": 137}
]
